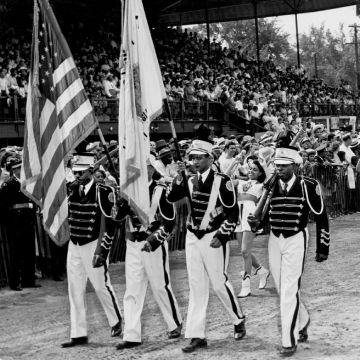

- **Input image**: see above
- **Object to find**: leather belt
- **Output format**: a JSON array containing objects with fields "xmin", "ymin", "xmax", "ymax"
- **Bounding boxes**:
[
  {"xmin": 11, "ymin": 203, "xmax": 34, "ymax": 210},
  {"xmin": 128, "ymin": 231, "xmax": 148, "ymax": 242},
  {"xmin": 187, "ymin": 225, "xmax": 214, "ymax": 239}
]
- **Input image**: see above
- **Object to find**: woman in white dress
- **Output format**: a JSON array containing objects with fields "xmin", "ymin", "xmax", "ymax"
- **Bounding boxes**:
[{"xmin": 234, "ymin": 160, "xmax": 270, "ymax": 297}]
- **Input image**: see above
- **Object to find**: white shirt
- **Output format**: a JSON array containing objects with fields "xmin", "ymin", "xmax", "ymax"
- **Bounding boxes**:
[
  {"xmin": 198, "ymin": 167, "xmax": 211, "ymax": 183},
  {"xmin": 83, "ymin": 178, "xmax": 94, "ymax": 195},
  {"xmin": 279, "ymin": 173, "xmax": 296, "ymax": 193},
  {"xmin": 339, "ymin": 143, "xmax": 355, "ymax": 163}
]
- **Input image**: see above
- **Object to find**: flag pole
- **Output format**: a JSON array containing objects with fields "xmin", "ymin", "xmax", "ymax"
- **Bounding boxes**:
[
  {"xmin": 96, "ymin": 126, "xmax": 119, "ymax": 184},
  {"xmin": 163, "ymin": 98, "xmax": 195, "ymax": 219}
]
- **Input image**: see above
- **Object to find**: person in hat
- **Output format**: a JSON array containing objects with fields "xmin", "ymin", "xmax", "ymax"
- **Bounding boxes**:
[
  {"xmin": 168, "ymin": 139, "xmax": 246, "ymax": 353},
  {"xmin": 61, "ymin": 153, "xmax": 122, "ymax": 348},
  {"xmin": 248, "ymin": 140, "xmax": 330, "ymax": 357},
  {"xmin": 310, "ymin": 124, "xmax": 324, "ymax": 148},
  {"xmin": 0, "ymin": 156, "xmax": 40, "ymax": 291},
  {"xmin": 115, "ymin": 161, "xmax": 182, "ymax": 350},
  {"xmin": 314, "ymin": 143, "xmax": 327, "ymax": 165},
  {"xmin": 153, "ymin": 139, "xmax": 178, "ymax": 183},
  {"xmin": 299, "ymin": 137, "xmax": 312, "ymax": 151}
]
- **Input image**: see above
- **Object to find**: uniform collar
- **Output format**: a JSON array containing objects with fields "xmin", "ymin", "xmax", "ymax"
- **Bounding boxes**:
[
  {"xmin": 84, "ymin": 178, "xmax": 94, "ymax": 195},
  {"xmin": 280, "ymin": 173, "xmax": 296, "ymax": 192},
  {"xmin": 198, "ymin": 167, "xmax": 211, "ymax": 183}
]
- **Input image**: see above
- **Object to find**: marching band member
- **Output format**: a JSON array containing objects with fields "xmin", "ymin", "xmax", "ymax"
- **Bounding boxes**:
[
  {"xmin": 115, "ymin": 161, "xmax": 182, "ymax": 350},
  {"xmin": 61, "ymin": 153, "xmax": 122, "ymax": 348},
  {"xmin": 248, "ymin": 142, "xmax": 330, "ymax": 357},
  {"xmin": 0, "ymin": 157, "xmax": 39, "ymax": 291},
  {"xmin": 168, "ymin": 139, "xmax": 246, "ymax": 353}
]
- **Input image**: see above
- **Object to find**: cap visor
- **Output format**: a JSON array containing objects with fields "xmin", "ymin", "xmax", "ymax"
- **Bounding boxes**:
[
  {"xmin": 189, "ymin": 149, "xmax": 209, "ymax": 156},
  {"xmin": 72, "ymin": 165, "xmax": 91, "ymax": 171},
  {"xmin": 274, "ymin": 159, "xmax": 294, "ymax": 165}
]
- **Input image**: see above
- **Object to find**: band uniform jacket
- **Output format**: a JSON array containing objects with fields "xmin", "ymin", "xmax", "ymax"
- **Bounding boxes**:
[
  {"xmin": 263, "ymin": 175, "xmax": 330, "ymax": 257},
  {"xmin": 167, "ymin": 169, "xmax": 239, "ymax": 244},
  {"xmin": 68, "ymin": 181, "xmax": 116, "ymax": 259},
  {"xmin": 0, "ymin": 176, "xmax": 36, "ymax": 217},
  {"xmin": 117, "ymin": 180, "xmax": 175, "ymax": 251}
]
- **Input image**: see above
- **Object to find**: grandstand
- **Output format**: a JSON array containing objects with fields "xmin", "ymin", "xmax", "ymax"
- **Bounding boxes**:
[{"xmin": 0, "ymin": 0, "xmax": 359, "ymax": 147}]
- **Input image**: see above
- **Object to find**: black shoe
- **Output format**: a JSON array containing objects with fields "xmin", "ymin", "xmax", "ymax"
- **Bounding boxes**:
[
  {"xmin": 280, "ymin": 345, "xmax": 297, "ymax": 357},
  {"xmin": 10, "ymin": 285, "xmax": 22, "ymax": 291},
  {"xmin": 22, "ymin": 283, "xmax": 42, "ymax": 288},
  {"xmin": 116, "ymin": 341, "xmax": 141, "ymax": 350},
  {"xmin": 53, "ymin": 275, "xmax": 64, "ymax": 282},
  {"xmin": 111, "ymin": 320, "xmax": 122, "ymax": 337},
  {"xmin": 168, "ymin": 323, "xmax": 182, "ymax": 339},
  {"xmin": 181, "ymin": 338, "xmax": 207, "ymax": 353},
  {"xmin": 234, "ymin": 318, "xmax": 246, "ymax": 340},
  {"xmin": 61, "ymin": 336, "xmax": 88, "ymax": 348},
  {"xmin": 298, "ymin": 318, "xmax": 310, "ymax": 343}
]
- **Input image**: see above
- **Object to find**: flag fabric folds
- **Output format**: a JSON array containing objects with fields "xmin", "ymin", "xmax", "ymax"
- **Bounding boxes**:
[
  {"xmin": 119, "ymin": 0, "xmax": 166, "ymax": 226},
  {"xmin": 21, "ymin": 0, "xmax": 98, "ymax": 245}
]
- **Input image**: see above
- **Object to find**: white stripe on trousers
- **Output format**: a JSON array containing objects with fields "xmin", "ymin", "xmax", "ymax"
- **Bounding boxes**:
[
  {"xmin": 185, "ymin": 230, "xmax": 243, "ymax": 339},
  {"xmin": 67, "ymin": 240, "xmax": 122, "ymax": 338},
  {"xmin": 268, "ymin": 229, "xmax": 310, "ymax": 347},
  {"xmin": 123, "ymin": 239, "xmax": 182, "ymax": 342}
]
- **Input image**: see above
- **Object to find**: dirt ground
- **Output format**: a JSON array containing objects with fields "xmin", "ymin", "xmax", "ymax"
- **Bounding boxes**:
[{"xmin": 0, "ymin": 214, "xmax": 360, "ymax": 360}]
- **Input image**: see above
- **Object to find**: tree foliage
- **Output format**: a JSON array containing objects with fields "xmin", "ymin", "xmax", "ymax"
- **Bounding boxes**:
[
  {"xmin": 192, "ymin": 19, "xmax": 295, "ymax": 66},
  {"xmin": 191, "ymin": 19, "xmax": 357, "ymax": 90},
  {"xmin": 297, "ymin": 24, "xmax": 356, "ymax": 88}
]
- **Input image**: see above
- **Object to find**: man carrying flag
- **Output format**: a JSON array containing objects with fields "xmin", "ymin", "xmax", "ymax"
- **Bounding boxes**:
[
  {"xmin": 21, "ymin": 0, "xmax": 122, "ymax": 347},
  {"xmin": 116, "ymin": 0, "xmax": 182, "ymax": 348}
]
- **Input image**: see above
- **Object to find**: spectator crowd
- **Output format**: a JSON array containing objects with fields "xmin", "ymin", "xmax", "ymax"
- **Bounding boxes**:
[{"xmin": 0, "ymin": 18, "xmax": 358, "ymax": 127}]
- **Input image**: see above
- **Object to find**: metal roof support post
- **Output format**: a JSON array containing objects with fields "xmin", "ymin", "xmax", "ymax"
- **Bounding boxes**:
[
  {"xmin": 348, "ymin": 24, "xmax": 360, "ymax": 127},
  {"xmin": 205, "ymin": 0, "xmax": 211, "ymax": 54},
  {"xmin": 295, "ymin": 12, "xmax": 300, "ymax": 68},
  {"xmin": 253, "ymin": 0, "xmax": 260, "ymax": 75}
]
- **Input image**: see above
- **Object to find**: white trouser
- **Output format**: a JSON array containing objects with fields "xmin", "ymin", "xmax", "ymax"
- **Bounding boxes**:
[
  {"xmin": 123, "ymin": 239, "xmax": 182, "ymax": 342},
  {"xmin": 67, "ymin": 240, "xmax": 122, "ymax": 338},
  {"xmin": 185, "ymin": 230, "xmax": 243, "ymax": 339},
  {"xmin": 268, "ymin": 229, "xmax": 310, "ymax": 348}
]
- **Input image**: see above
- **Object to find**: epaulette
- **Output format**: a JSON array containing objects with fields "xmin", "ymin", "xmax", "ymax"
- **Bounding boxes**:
[
  {"xmin": 96, "ymin": 183, "xmax": 114, "ymax": 192},
  {"xmin": 302, "ymin": 176, "xmax": 318, "ymax": 186},
  {"xmin": 96, "ymin": 183, "xmax": 116, "ymax": 203},
  {"xmin": 215, "ymin": 171, "xmax": 230, "ymax": 180}
]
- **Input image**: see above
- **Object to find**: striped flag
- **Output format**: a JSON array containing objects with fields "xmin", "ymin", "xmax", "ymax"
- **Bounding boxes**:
[
  {"xmin": 119, "ymin": 0, "xmax": 166, "ymax": 226},
  {"xmin": 21, "ymin": 0, "xmax": 97, "ymax": 246}
]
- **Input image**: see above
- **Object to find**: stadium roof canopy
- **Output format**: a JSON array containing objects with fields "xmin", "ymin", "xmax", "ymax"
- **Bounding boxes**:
[{"xmin": 147, "ymin": 0, "xmax": 356, "ymax": 26}]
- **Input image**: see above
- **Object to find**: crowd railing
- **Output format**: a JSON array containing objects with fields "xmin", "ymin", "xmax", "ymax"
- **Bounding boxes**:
[
  {"xmin": 1, "ymin": 165, "xmax": 359, "ymax": 287},
  {"xmin": 1, "ymin": 95, "xmax": 358, "ymax": 124},
  {"xmin": 0, "ymin": 96, "xmax": 225, "ymax": 123}
]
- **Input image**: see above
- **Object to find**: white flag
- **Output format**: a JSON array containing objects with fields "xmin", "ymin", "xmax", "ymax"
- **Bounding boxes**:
[{"xmin": 118, "ymin": 0, "xmax": 166, "ymax": 226}]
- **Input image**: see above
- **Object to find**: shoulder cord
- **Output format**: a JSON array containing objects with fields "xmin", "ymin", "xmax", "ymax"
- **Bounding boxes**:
[
  {"xmin": 96, "ymin": 185, "xmax": 115, "ymax": 218},
  {"xmin": 153, "ymin": 186, "xmax": 176, "ymax": 222},
  {"xmin": 301, "ymin": 178, "xmax": 324, "ymax": 216},
  {"xmin": 158, "ymin": 201, "xmax": 176, "ymax": 221},
  {"xmin": 218, "ymin": 177, "xmax": 237, "ymax": 208}
]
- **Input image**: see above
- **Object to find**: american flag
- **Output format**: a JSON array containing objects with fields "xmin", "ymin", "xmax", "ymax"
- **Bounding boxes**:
[{"xmin": 21, "ymin": 0, "xmax": 97, "ymax": 245}]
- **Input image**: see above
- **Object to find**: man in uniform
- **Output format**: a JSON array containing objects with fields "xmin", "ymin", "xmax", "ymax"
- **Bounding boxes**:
[
  {"xmin": 0, "ymin": 157, "xmax": 40, "ymax": 291},
  {"xmin": 168, "ymin": 139, "xmax": 246, "ymax": 353},
  {"xmin": 249, "ymin": 143, "xmax": 330, "ymax": 357},
  {"xmin": 61, "ymin": 153, "xmax": 122, "ymax": 348},
  {"xmin": 115, "ymin": 161, "xmax": 182, "ymax": 350}
]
